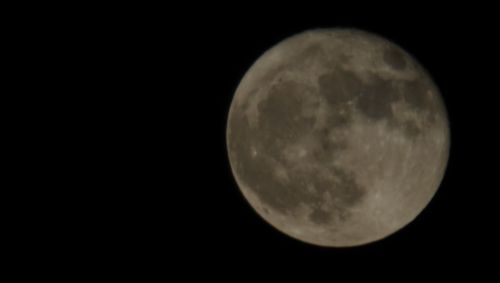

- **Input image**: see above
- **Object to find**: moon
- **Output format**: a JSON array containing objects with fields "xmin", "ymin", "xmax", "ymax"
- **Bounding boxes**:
[{"xmin": 226, "ymin": 28, "xmax": 449, "ymax": 247}]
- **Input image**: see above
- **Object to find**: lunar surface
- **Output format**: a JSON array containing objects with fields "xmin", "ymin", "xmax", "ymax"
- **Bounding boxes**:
[{"xmin": 226, "ymin": 28, "xmax": 449, "ymax": 247}]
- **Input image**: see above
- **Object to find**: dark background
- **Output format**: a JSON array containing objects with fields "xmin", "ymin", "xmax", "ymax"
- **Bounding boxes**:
[{"xmin": 13, "ymin": 3, "xmax": 497, "ymax": 278}]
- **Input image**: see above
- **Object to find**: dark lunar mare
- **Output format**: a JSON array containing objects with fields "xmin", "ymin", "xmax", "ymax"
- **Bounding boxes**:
[{"xmin": 228, "ymin": 76, "xmax": 367, "ymax": 224}]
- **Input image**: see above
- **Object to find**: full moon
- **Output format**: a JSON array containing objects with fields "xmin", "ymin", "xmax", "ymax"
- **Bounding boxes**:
[{"xmin": 226, "ymin": 28, "xmax": 449, "ymax": 247}]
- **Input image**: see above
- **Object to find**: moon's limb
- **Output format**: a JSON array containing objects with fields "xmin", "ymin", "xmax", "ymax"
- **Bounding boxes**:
[{"xmin": 226, "ymin": 28, "xmax": 450, "ymax": 247}]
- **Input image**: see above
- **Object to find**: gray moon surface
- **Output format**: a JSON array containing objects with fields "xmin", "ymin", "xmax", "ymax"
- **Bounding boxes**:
[{"xmin": 226, "ymin": 28, "xmax": 450, "ymax": 247}]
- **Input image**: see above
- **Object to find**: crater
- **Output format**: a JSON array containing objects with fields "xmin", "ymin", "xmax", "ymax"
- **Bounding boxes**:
[
  {"xmin": 402, "ymin": 120, "xmax": 421, "ymax": 138},
  {"xmin": 383, "ymin": 46, "xmax": 407, "ymax": 70}
]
